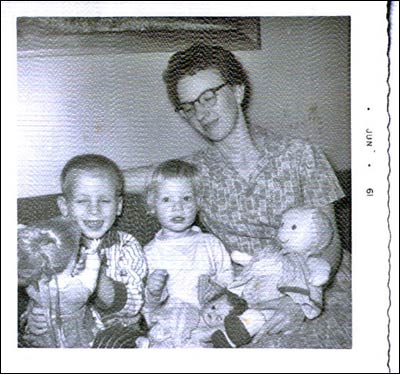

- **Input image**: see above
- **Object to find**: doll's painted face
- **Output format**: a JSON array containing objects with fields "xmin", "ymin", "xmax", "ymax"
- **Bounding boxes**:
[
  {"xmin": 277, "ymin": 208, "xmax": 332, "ymax": 256},
  {"xmin": 201, "ymin": 295, "xmax": 233, "ymax": 328}
]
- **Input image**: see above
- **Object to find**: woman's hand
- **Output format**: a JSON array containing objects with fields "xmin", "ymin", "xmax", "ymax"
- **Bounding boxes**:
[{"xmin": 252, "ymin": 296, "xmax": 305, "ymax": 343}]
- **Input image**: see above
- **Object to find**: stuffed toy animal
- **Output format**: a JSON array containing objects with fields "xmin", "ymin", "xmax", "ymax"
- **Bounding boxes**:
[
  {"xmin": 18, "ymin": 216, "xmax": 81, "ymax": 288},
  {"xmin": 18, "ymin": 216, "xmax": 100, "ymax": 348},
  {"xmin": 231, "ymin": 207, "xmax": 332, "ymax": 312},
  {"xmin": 212, "ymin": 207, "xmax": 333, "ymax": 348},
  {"xmin": 277, "ymin": 207, "xmax": 333, "ymax": 287},
  {"xmin": 137, "ymin": 299, "xmax": 201, "ymax": 348}
]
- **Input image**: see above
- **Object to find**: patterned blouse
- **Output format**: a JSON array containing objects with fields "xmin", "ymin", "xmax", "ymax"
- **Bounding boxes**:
[{"xmin": 185, "ymin": 126, "xmax": 344, "ymax": 256}]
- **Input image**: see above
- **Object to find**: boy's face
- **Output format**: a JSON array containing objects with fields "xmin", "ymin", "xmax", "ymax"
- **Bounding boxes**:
[
  {"xmin": 201, "ymin": 295, "xmax": 232, "ymax": 328},
  {"xmin": 58, "ymin": 169, "xmax": 122, "ymax": 239},
  {"xmin": 154, "ymin": 177, "xmax": 197, "ymax": 234}
]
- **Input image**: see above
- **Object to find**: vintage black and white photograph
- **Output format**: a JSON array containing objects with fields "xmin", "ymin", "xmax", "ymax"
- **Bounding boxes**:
[
  {"xmin": 2, "ymin": 1, "xmax": 398, "ymax": 373},
  {"xmin": 16, "ymin": 14, "xmax": 352, "ymax": 349}
]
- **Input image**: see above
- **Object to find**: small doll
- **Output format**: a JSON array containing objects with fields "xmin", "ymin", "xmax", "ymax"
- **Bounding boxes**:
[
  {"xmin": 18, "ymin": 217, "xmax": 101, "ymax": 348},
  {"xmin": 18, "ymin": 217, "xmax": 80, "ymax": 288},
  {"xmin": 212, "ymin": 207, "xmax": 333, "ymax": 348},
  {"xmin": 137, "ymin": 289, "xmax": 248, "ymax": 348},
  {"xmin": 137, "ymin": 300, "xmax": 200, "ymax": 348}
]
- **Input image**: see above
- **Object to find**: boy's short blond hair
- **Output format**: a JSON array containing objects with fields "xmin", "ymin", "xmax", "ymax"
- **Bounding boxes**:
[
  {"xmin": 146, "ymin": 159, "xmax": 200, "ymax": 211},
  {"xmin": 60, "ymin": 154, "xmax": 124, "ymax": 197}
]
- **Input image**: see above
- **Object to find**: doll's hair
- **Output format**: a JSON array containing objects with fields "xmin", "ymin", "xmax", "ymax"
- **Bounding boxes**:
[
  {"xmin": 60, "ymin": 154, "xmax": 124, "ymax": 197},
  {"xmin": 145, "ymin": 159, "xmax": 200, "ymax": 212},
  {"xmin": 163, "ymin": 43, "xmax": 251, "ymax": 116},
  {"xmin": 17, "ymin": 217, "xmax": 80, "ymax": 286}
]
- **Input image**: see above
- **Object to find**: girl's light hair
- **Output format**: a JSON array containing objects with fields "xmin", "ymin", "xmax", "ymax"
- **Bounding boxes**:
[{"xmin": 146, "ymin": 159, "xmax": 200, "ymax": 211}]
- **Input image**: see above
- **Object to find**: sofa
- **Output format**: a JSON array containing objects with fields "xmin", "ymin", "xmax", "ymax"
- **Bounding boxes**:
[{"xmin": 17, "ymin": 170, "xmax": 352, "ymax": 348}]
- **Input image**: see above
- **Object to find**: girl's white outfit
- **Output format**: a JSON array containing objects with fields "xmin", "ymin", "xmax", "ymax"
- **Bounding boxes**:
[{"xmin": 144, "ymin": 226, "xmax": 233, "ymax": 309}]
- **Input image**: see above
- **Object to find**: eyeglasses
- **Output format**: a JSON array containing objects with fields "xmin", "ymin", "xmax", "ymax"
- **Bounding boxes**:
[{"xmin": 176, "ymin": 83, "xmax": 228, "ymax": 119}]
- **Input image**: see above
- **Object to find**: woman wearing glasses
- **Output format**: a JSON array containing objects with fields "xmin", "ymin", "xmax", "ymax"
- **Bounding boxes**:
[{"xmin": 124, "ymin": 44, "xmax": 345, "ymax": 342}]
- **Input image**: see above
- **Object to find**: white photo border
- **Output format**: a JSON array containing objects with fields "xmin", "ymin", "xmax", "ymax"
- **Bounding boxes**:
[{"xmin": 2, "ymin": 2, "xmax": 398, "ymax": 373}]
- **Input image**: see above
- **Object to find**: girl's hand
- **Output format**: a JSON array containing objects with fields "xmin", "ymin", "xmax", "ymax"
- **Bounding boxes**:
[{"xmin": 147, "ymin": 269, "xmax": 168, "ymax": 297}]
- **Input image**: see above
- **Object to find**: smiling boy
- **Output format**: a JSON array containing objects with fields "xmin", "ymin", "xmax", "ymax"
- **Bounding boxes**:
[{"xmin": 24, "ymin": 154, "xmax": 148, "ymax": 347}]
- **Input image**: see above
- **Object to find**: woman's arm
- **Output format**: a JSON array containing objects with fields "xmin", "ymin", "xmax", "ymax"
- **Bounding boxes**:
[{"xmin": 123, "ymin": 165, "xmax": 156, "ymax": 194}]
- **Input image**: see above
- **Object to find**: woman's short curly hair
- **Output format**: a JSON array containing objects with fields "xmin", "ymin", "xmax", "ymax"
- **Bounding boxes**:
[
  {"xmin": 163, "ymin": 43, "xmax": 251, "ymax": 116},
  {"xmin": 146, "ymin": 159, "xmax": 200, "ymax": 212}
]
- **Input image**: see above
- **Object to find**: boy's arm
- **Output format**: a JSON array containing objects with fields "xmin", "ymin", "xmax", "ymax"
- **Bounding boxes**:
[
  {"xmin": 123, "ymin": 165, "xmax": 155, "ymax": 194},
  {"xmin": 94, "ymin": 234, "xmax": 148, "ymax": 317},
  {"xmin": 93, "ymin": 267, "xmax": 118, "ymax": 309}
]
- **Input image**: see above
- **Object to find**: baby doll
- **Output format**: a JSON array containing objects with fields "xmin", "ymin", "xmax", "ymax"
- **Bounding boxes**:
[
  {"xmin": 136, "ymin": 300, "xmax": 201, "ymax": 348},
  {"xmin": 18, "ymin": 216, "xmax": 101, "ymax": 348},
  {"xmin": 212, "ymin": 207, "xmax": 333, "ymax": 348},
  {"xmin": 18, "ymin": 217, "xmax": 80, "ymax": 288},
  {"xmin": 136, "ymin": 288, "xmax": 248, "ymax": 348}
]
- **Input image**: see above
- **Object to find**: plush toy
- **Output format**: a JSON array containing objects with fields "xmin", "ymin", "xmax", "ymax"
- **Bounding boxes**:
[
  {"xmin": 137, "ymin": 299, "xmax": 201, "ymax": 348},
  {"xmin": 277, "ymin": 207, "xmax": 333, "ymax": 287},
  {"xmin": 18, "ymin": 216, "xmax": 81, "ymax": 288},
  {"xmin": 212, "ymin": 207, "xmax": 333, "ymax": 348},
  {"xmin": 137, "ymin": 290, "xmax": 248, "ymax": 348},
  {"xmin": 18, "ymin": 216, "xmax": 100, "ymax": 348}
]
